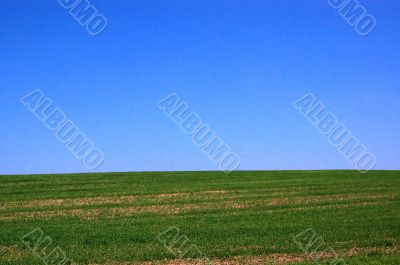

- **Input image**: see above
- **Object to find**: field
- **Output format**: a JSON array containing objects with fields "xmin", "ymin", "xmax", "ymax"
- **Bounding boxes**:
[{"xmin": 0, "ymin": 170, "xmax": 399, "ymax": 265}]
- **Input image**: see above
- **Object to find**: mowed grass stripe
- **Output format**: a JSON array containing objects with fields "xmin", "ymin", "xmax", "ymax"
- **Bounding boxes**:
[
  {"xmin": 0, "ymin": 192, "xmax": 396, "ymax": 220},
  {"xmin": 1, "ymin": 170, "xmax": 398, "ymax": 200},
  {"xmin": 0, "ymin": 186, "xmax": 395, "ymax": 211}
]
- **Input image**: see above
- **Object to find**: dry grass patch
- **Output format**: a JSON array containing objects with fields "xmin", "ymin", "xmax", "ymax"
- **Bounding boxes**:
[
  {"xmin": 0, "ymin": 192, "xmax": 396, "ymax": 221},
  {"xmin": 0, "ymin": 244, "xmax": 32, "ymax": 261},
  {"xmin": 0, "ymin": 190, "xmax": 232, "ymax": 211}
]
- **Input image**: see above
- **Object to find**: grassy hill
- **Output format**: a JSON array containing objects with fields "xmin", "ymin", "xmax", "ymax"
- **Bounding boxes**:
[{"xmin": 0, "ymin": 170, "xmax": 399, "ymax": 264}]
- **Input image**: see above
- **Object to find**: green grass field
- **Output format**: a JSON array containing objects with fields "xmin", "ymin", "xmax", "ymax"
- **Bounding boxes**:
[{"xmin": 0, "ymin": 170, "xmax": 399, "ymax": 264}]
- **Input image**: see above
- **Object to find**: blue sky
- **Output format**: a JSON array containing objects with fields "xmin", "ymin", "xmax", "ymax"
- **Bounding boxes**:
[{"xmin": 1, "ymin": 0, "xmax": 399, "ymax": 174}]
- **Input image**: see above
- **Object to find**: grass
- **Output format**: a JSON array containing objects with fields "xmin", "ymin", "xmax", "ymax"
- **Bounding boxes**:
[{"xmin": 0, "ymin": 170, "xmax": 399, "ymax": 264}]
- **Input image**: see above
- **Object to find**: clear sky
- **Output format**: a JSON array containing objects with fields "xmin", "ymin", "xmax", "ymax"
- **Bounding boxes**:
[{"xmin": 1, "ymin": 0, "xmax": 399, "ymax": 174}]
